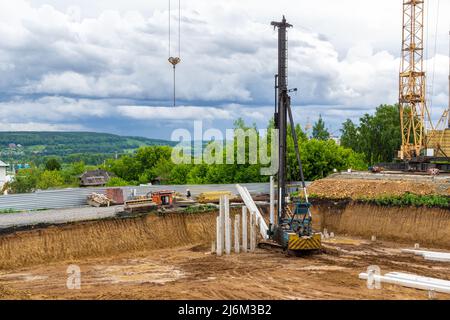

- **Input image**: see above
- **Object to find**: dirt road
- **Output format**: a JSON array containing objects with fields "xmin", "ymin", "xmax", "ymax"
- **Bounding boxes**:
[{"xmin": 1, "ymin": 237, "xmax": 449, "ymax": 300}]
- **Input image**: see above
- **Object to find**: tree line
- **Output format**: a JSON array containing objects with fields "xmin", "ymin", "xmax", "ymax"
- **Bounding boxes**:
[
  {"xmin": 340, "ymin": 104, "xmax": 401, "ymax": 164},
  {"xmin": 4, "ymin": 105, "xmax": 401, "ymax": 194}
]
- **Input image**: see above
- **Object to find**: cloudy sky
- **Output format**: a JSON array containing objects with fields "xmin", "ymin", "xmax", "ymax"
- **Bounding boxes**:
[{"xmin": 0, "ymin": 0, "xmax": 448, "ymax": 139}]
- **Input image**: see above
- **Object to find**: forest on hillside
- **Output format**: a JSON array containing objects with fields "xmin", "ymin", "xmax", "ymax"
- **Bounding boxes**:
[{"xmin": 0, "ymin": 132, "xmax": 176, "ymax": 166}]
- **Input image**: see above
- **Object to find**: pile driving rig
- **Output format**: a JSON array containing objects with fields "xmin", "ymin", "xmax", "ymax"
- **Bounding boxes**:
[{"xmin": 268, "ymin": 16, "xmax": 322, "ymax": 253}]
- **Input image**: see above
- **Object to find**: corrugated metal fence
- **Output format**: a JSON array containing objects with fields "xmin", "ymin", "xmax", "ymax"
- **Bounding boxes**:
[{"xmin": 0, "ymin": 183, "xmax": 271, "ymax": 211}]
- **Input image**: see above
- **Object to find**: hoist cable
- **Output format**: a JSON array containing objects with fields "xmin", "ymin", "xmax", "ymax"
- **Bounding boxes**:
[
  {"xmin": 169, "ymin": 0, "xmax": 171, "ymax": 57},
  {"xmin": 179, "ymin": 0, "xmax": 181, "ymax": 58},
  {"xmin": 168, "ymin": 0, "xmax": 181, "ymax": 107},
  {"xmin": 430, "ymin": 0, "xmax": 440, "ymax": 113}
]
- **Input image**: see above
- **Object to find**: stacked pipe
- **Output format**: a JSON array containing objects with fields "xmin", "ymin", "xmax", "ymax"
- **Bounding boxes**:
[{"xmin": 214, "ymin": 195, "xmax": 258, "ymax": 255}]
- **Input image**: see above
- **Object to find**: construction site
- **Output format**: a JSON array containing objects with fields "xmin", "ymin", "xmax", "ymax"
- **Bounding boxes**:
[
  {"xmin": 0, "ymin": 175, "xmax": 449, "ymax": 300},
  {"xmin": 0, "ymin": 0, "xmax": 449, "ymax": 301}
]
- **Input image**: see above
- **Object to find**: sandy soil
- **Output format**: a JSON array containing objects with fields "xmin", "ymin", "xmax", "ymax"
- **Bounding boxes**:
[
  {"xmin": 308, "ymin": 178, "xmax": 442, "ymax": 199},
  {"xmin": 1, "ymin": 237, "xmax": 449, "ymax": 300}
]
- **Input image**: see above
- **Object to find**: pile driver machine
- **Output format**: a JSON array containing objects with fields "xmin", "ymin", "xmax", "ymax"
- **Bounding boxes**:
[{"xmin": 265, "ymin": 16, "xmax": 322, "ymax": 253}]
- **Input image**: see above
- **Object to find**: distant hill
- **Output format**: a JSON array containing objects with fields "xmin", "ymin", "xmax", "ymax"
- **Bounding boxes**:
[{"xmin": 0, "ymin": 132, "xmax": 176, "ymax": 165}]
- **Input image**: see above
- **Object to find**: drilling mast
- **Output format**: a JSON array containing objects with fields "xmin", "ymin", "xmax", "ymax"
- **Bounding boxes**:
[
  {"xmin": 271, "ymin": 16, "xmax": 292, "ymax": 221},
  {"xmin": 267, "ymin": 16, "xmax": 321, "ymax": 252},
  {"xmin": 399, "ymin": 0, "xmax": 427, "ymax": 160}
]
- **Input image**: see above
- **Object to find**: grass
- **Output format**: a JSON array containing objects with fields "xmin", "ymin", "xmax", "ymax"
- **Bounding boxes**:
[
  {"xmin": 183, "ymin": 205, "xmax": 217, "ymax": 214},
  {"xmin": 0, "ymin": 208, "xmax": 22, "ymax": 214},
  {"xmin": 291, "ymin": 191, "xmax": 450, "ymax": 208},
  {"xmin": 359, "ymin": 193, "xmax": 449, "ymax": 208}
]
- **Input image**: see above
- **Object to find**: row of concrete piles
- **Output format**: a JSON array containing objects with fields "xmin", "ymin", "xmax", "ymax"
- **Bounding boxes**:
[{"xmin": 214, "ymin": 195, "xmax": 259, "ymax": 256}]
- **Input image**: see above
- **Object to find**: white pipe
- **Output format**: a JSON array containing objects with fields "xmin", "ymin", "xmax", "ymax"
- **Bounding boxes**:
[
  {"xmin": 386, "ymin": 272, "xmax": 450, "ymax": 287},
  {"xmin": 216, "ymin": 216, "xmax": 222, "ymax": 256},
  {"xmin": 359, "ymin": 273, "xmax": 450, "ymax": 294},
  {"xmin": 250, "ymin": 211, "xmax": 255, "ymax": 252},
  {"xmin": 402, "ymin": 249, "xmax": 450, "ymax": 256},
  {"xmin": 220, "ymin": 195, "xmax": 225, "ymax": 252},
  {"xmin": 234, "ymin": 214, "xmax": 240, "ymax": 254},
  {"xmin": 224, "ymin": 195, "xmax": 231, "ymax": 255},
  {"xmin": 236, "ymin": 184, "xmax": 269, "ymax": 239},
  {"xmin": 424, "ymin": 255, "xmax": 450, "ymax": 262},
  {"xmin": 402, "ymin": 249, "xmax": 450, "ymax": 262},
  {"xmin": 226, "ymin": 217, "xmax": 231, "ymax": 255},
  {"xmin": 254, "ymin": 216, "xmax": 259, "ymax": 251},
  {"xmin": 269, "ymin": 176, "xmax": 274, "ymax": 227},
  {"xmin": 242, "ymin": 206, "xmax": 248, "ymax": 253}
]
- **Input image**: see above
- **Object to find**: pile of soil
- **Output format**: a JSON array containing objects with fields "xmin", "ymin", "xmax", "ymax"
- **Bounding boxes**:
[{"xmin": 308, "ymin": 178, "xmax": 438, "ymax": 199}]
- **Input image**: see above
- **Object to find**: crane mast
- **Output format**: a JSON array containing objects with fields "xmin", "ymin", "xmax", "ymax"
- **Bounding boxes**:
[{"xmin": 399, "ymin": 0, "xmax": 427, "ymax": 160}]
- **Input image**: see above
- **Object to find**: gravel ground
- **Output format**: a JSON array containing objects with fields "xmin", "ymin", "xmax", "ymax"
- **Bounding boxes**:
[{"xmin": 0, "ymin": 206, "xmax": 123, "ymax": 230}]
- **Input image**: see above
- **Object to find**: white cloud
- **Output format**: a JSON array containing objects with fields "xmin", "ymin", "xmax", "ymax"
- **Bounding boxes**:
[
  {"xmin": 0, "ymin": 0, "xmax": 448, "ymax": 137},
  {"xmin": 0, "ymin": 122, "xmax": 86, "ymax": 131},
  {"xmin": 117, "ymin": 105, "xmax": 234, "ymax": 121},
  {"xmin": 0, "ymin": 97, "xmax": 112, "ymax": 123}
]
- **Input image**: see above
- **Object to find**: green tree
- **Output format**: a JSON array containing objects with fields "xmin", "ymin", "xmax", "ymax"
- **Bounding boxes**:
[
  {"xmin": 106, "ymin": 177, "xmax": 131, "ymax": 187},
  {"xmin": 105, "ymin": 155, "xmax": 140, "ymax": 183},
  {"xmin": 136, "ymin": 146, "xmax": 172, "ymax": 169},
  {"xmin": 312, "ymin": 115, "xmax": 330, "ymax": 140},
  {"xmin": 151, "ymin": 158, "xmax": 174, "ymax": 182},
  {"xmin": 187, "ymin": 164, "xmax": 209, "ymax": 184},
  {"xmin": 36, "ymin": 170, "xmax": 65, "ymax": 190},
  {"xmin": 299, "ymin": 140, "xmax": 366, "ymax": 181},
  {"xmin": 340, "ymin": 119, "xmax": 359, "ymax": 151},
  {"xmin": 45, "ymin": 158, "xmax": 61, "ymax": 171},
  {"xmin": 61, "ymin": 161, "xmax": 86, "ymax": 185},
  {"xmin": 9, "ymin": 168, "xmax": 40, "ymax": 193},
  {"xmin": 169, "ymin": 164, "xmax": 191, "ymax": 185},
  {"xmin": 340, "ymin": 104, "xmax": 401, "ymax": 164}
]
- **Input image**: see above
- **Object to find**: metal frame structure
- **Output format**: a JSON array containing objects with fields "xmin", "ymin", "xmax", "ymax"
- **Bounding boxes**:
[{"xmin": 399, "ymin": 0, "xmax": 427, "ymax": 159}]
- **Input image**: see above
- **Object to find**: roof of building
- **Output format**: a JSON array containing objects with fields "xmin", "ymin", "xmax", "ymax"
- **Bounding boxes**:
[
  {"xmin": 0, "ymin": 161, "xmax": 9, "ymax": 167},
  {"xmin": 79, "ymin": 169, "xmax": 114, "ymax": 186}
]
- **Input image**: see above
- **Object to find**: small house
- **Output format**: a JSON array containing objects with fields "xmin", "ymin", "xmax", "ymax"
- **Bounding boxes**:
[
  {"xmin": 79, "ymin": 169, "xmax": 114, "ymax": 187},
  {"xmin": 151, "ymin": 176, "xmax": 169, "ymax": 185}
]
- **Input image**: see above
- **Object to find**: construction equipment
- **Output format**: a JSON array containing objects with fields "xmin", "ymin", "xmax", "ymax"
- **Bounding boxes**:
[
  {"xmin": 427, "ymin": 30, "xmax": 450, "ymax": 158},
  {"xmin": 398, "ymin": 0, "xmax": 427, "ymax": 160},
  {"xmin": 151, "ymin": 190, "xmax": 174, "ymax": 206},
  {"xmin": 379, "ymin": 0, "xmax": 450, "ymax": 173},
  {"xmin": 264, "ymin": 16, "xmax": 321, "ymax": 253},
  {"xmin": 123, "ymin": 191, "xmax": 174, "ymax": 214}
]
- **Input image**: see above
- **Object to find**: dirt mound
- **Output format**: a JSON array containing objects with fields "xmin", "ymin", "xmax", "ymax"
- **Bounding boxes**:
[{"xmin": 309, "ymin": 178, "xmax": 439, "ymax": 199}]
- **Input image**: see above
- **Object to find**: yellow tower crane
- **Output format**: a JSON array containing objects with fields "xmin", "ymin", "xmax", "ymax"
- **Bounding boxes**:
[
  {"xmin": 398, "ymin": 0, "xmax": 450, "ymax": 162},
  {"xmin": 398, "ymin": 0, "xmax": 428, "ymax": 160}
]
